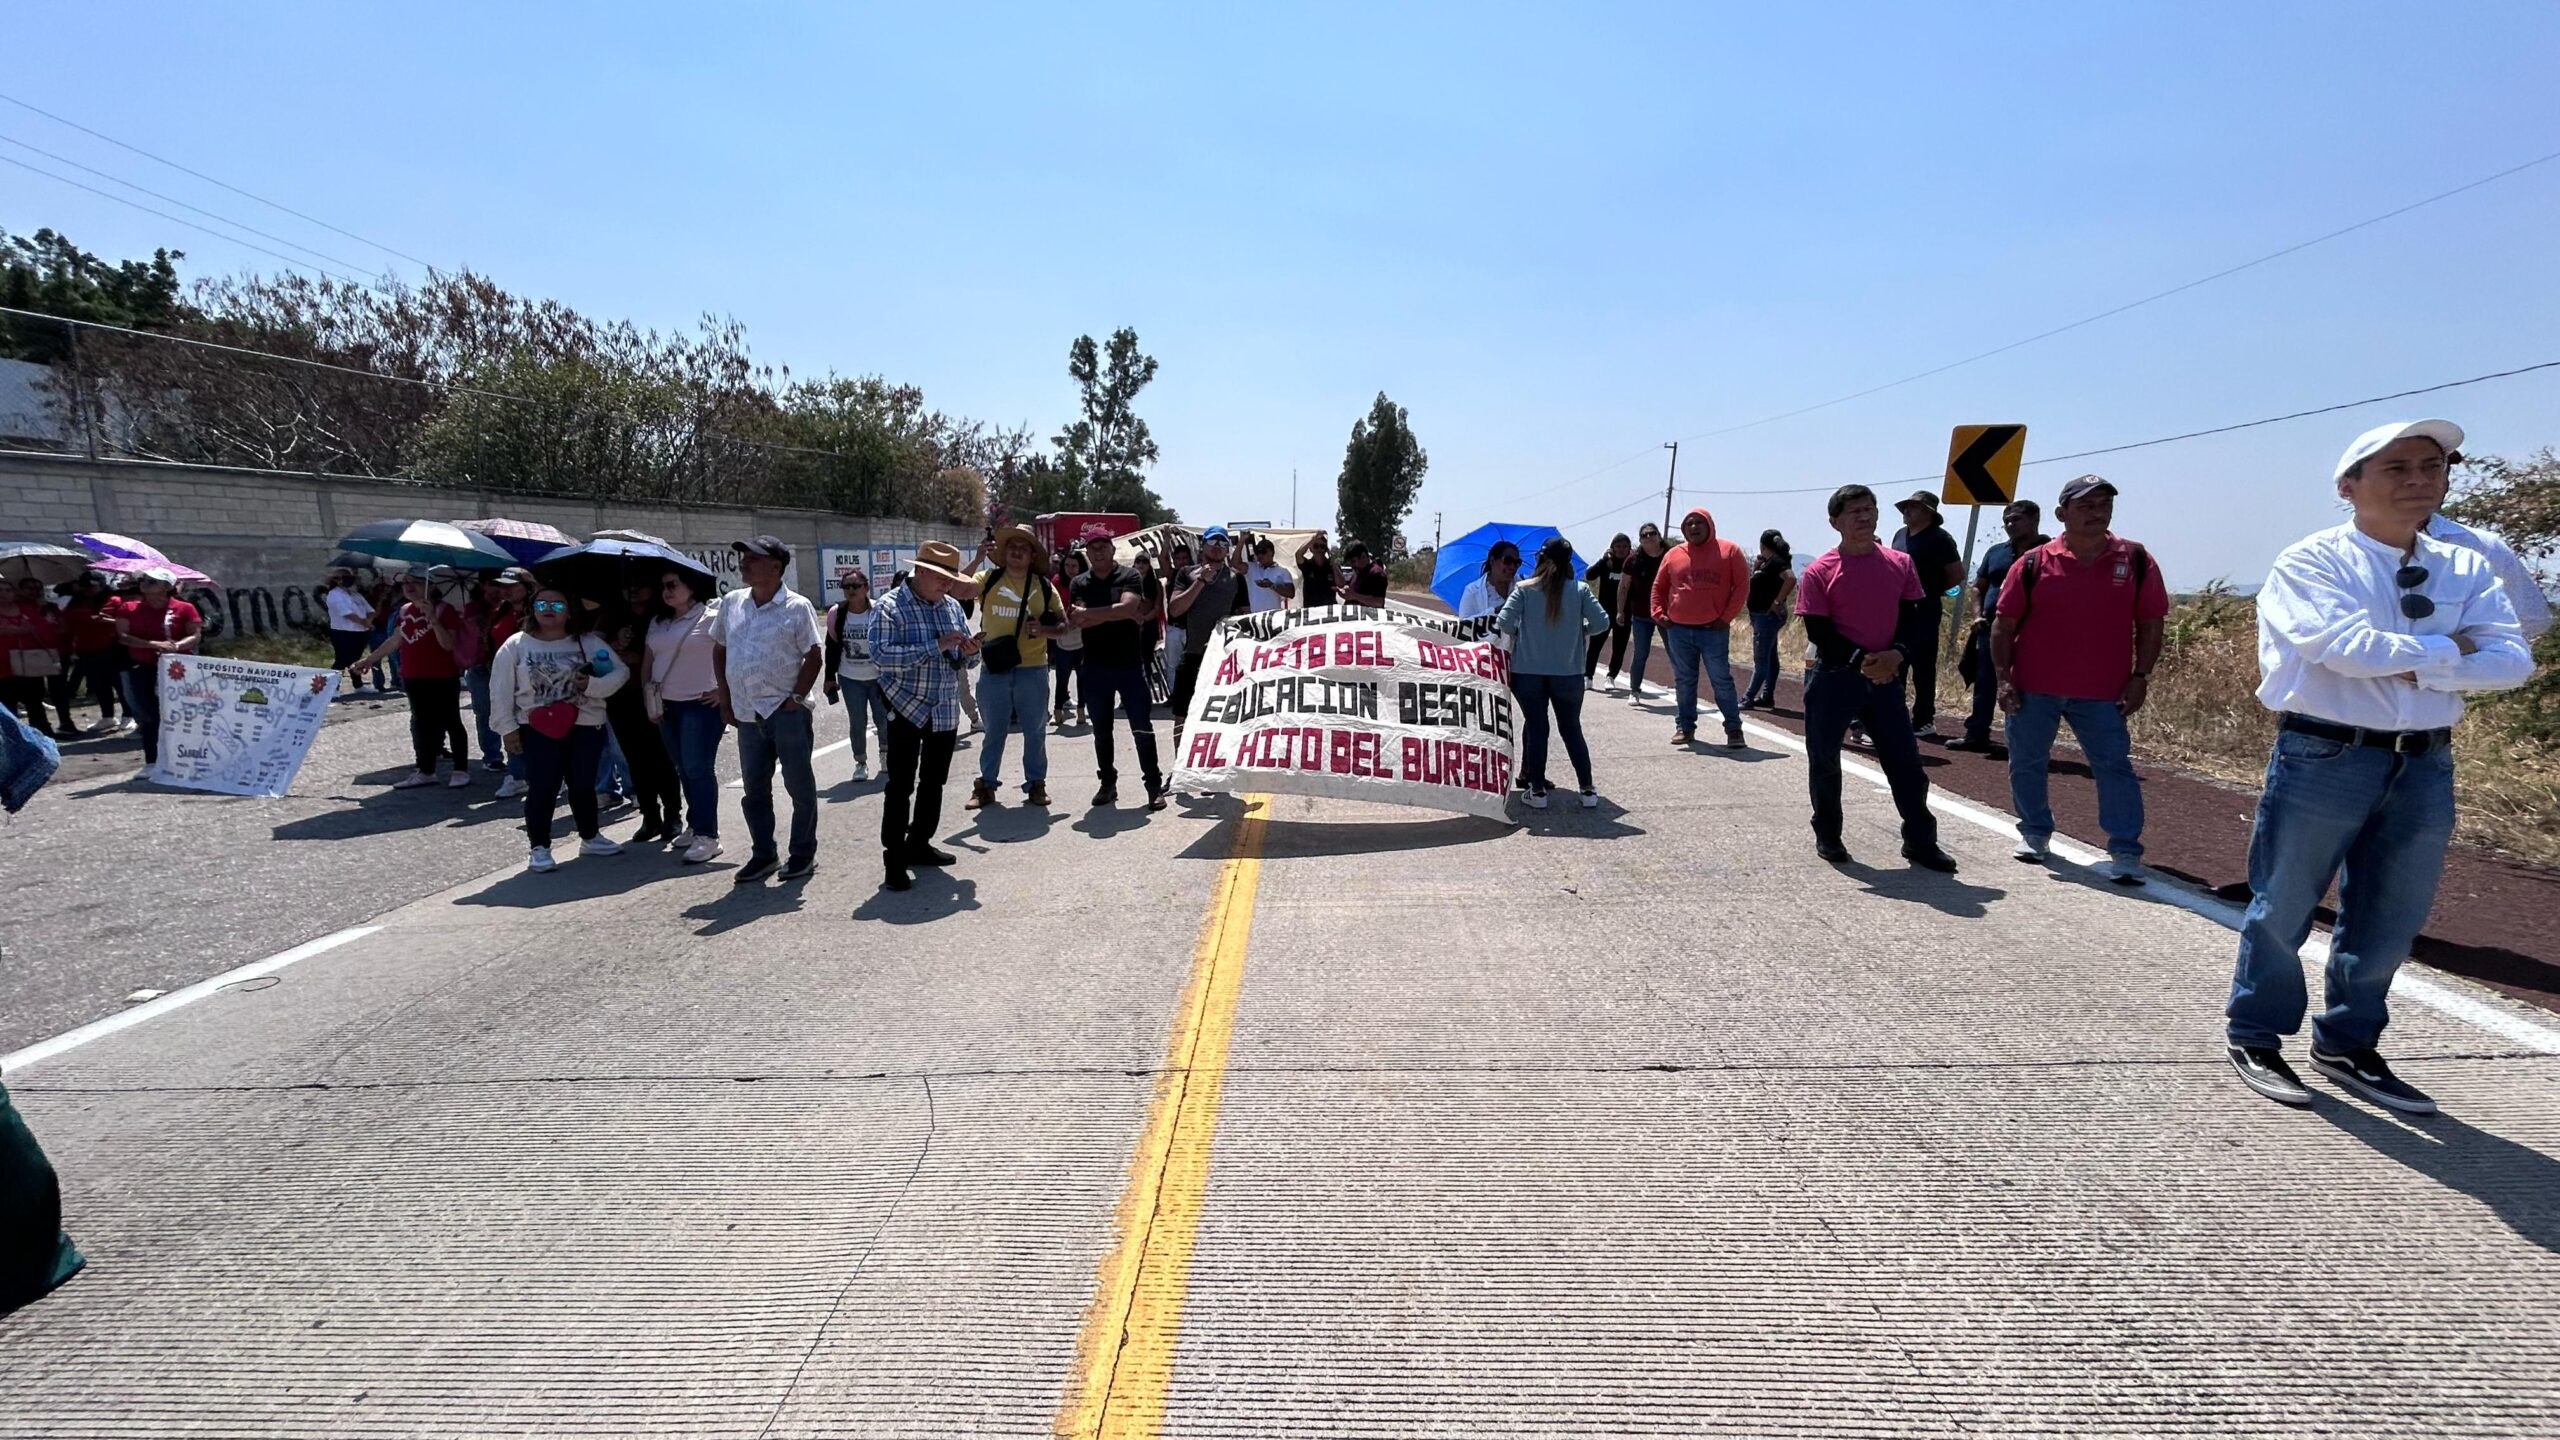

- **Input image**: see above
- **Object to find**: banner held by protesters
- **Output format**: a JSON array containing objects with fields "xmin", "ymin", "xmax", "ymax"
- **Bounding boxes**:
[
  {"xmin": 149, "ymin": 656, "xmax": 339, "ymax": 797},
  {"xmin": 1171, "ymin": 601, "xmax": 1520, "ymax": 822}
]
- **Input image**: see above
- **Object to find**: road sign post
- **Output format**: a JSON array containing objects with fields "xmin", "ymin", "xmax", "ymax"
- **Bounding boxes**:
[{"xmin": 1939, "ymin": 423, "xmax": 2027, "ymax": 657}]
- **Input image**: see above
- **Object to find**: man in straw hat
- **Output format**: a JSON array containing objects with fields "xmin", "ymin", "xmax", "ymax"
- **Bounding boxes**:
[
  {"xmin": 869, "ymin": 540, "xmax": 981, "ymax": 892},
  {"xmin": 965, "ymin": 523, "xmax": 1071, "ymax": 811},
  {"xmin": 2223, "ymin": 420, "xmax": 2531, "ymax": 1116}
]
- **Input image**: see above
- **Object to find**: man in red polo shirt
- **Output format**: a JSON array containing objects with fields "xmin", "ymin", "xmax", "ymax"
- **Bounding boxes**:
[{"xmin": 1991, "ymin": 474, "xmax": 2170, "ymax": 884}]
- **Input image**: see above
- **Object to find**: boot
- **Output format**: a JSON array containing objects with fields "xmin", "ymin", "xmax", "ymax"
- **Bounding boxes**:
[
  {"xmin": 964, "ymin": 778, "xmax": 999, "ymax": 810},
  {"xmin": 1025, "ymin": 781, "xmax": 1051, "ymax": 807}
]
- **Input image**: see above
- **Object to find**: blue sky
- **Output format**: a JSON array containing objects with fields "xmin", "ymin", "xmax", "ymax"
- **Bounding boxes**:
[{"xmin": 11, "ymin": 1, "xmax": 2559, "ymax": 585}]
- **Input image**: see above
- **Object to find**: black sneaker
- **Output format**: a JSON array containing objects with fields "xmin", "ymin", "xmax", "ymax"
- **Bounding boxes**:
[
  {"xmin": 777, "ymin": 855, "xmax": 817, "ymax": 881},
  {"xmin": 1901, "ymin": 842, "xmax": 1960, "ymax": 874},
  {"xmin": 906, "ymin": 844, "xmax": 957, "ymax": 867},
  {"xmin": 2226, "ymin": 1045, "xmax": 2313, "ymax": 1107},
  {"xmin": 881, "ymin": 863, "xmax": 913, "ymax": 892},
  {"xmin": 733, "ymin": 854, "xmax": 780, "ymax": 885},
  {"xmin": 1092, "ymin": 782, "xmax": 1119, "ymax": 807},
  {"xmin": 1815, "ymin": 838, "xmax": 1852, "ymax": 864},
  {"xmin": 1724, "ymin": 727, "xmax": 1745, "ymax": 748},
  {"xmin": 2310, "ymin": 1047, "xmax": 2438, "ymax": 1115}
]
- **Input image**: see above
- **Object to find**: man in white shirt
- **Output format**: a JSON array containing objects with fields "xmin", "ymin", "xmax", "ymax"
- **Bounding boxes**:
[
  {"xmin": 711, "ymin": 536, "xmax": 825, "ymax": 884},
  {"xmin": 1242, "ymin": 536, "xmax": 1295, "ymax": 613},
  {"xmin": 2225, "ymin": 420, "xmax": 2532, "ymax": 1116}
]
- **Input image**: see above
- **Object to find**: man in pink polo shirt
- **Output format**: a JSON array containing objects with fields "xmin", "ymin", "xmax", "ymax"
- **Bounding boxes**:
[
  {"xmin": 1991, "ymin": 474, "xmax": 2170, "ymax": 884},
  {"xmin": 1796, "ymin": 484, "xmax": 1959, "ymax": 872}
]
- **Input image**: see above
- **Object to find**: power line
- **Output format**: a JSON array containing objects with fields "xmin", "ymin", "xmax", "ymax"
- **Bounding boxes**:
[
  {"xmin": 0, "ymin": 305, "xmax": 850, "ymax": 463},
  {"xmin": 0, "ymin": 154, "xmax": 371, "ymax": 287},
  {"xmin": 0, "ymin": 132, "xmax": 380, "ymax": 278},
  {"xmin": 1669, "ymin": 146, "xmax": 2560, "ymax": 446},
  {"xmin": 0, "ymin": 89, "xmax": 440, "ymax": 274}
]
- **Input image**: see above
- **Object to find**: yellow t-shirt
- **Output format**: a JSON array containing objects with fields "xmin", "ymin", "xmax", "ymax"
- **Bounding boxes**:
[{"xmin": 976, "ymin": 570, "xmax": 1054, "ymax": 668}]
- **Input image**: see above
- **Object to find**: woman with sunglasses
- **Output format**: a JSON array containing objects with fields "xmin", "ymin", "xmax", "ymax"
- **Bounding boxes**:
[
  {"xmin": 822, "ymin": 568, "xmax": 890, "ymax": 782},
  {"xmin": 647, "ymin": 571, "xmax": 726, "ymax": 864},
  {"xmin": 488, "ymin": 587, "xmax": 628, "ymax": 872},
  {"xmin": 1457, "ymin": 539, "xmax": 1521, "ymax": 620}
]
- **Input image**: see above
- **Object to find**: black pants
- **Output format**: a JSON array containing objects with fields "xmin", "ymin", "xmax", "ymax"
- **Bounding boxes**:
[
  {"xmin": 328, "ymin": 629, "xmax": 370, "ymax": 674},
  {"xmin": 71, "ymin": 650, "xmax": 121, "ymax": 721},
  {"xmin": 1586, "ymin": 620, "xmax": 1631, "ymax": 681},
  {"xmin": 1086, "ymin": 663, "xmax": 1162, "ymax": 789},
  {"xmin": 1171, "ymin": 647, "xmax": 1207, "ymax": 727},
  {"xmin": 1906, "ymin": 604, "xmax": 1944, "ymax": 728},
  {"xmin": 404, "ymin": 676, "xmax": 469, "ymax": 773},
  {"xmin": 1803, "ymin": 665, "xmax": 1937, "ymax": 849},
  {"xmin": 522, "ymin": 724, "xmax": 605, "ymax": 848},
  {"xmin": 0, "ymin": 678, "xmax": 62, "ymax": 738},
  {"xmin": 604, "ymin": 685, "xmax": 681, "ymax": 827},
  {"xmin": 882, "ymin": 714, "xmax": 958, "ymax": 861}
]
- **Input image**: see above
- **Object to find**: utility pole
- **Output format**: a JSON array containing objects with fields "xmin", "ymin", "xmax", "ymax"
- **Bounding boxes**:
[
  {"xmin": 1433, "ymin": 512, "xmax": 1443, "ymax": 553},
  {"xmin": 1291, "ymin": 467, "xmax": 1297, "ymax": 527},
  {"xmin": 1661, "ymin": 441, "xmax": 1680, "ymax": 532}
]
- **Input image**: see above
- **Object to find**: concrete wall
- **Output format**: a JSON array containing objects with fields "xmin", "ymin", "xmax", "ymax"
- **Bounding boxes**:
[{"xmin": 1, "ymin": 453, "xmax": 978, "ymax": 639}]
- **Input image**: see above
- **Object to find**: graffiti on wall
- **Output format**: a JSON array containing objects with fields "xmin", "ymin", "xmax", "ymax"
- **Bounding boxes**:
[{"xmin": 182, "ymin": 584, "xmax": 321, "ymax": 640}]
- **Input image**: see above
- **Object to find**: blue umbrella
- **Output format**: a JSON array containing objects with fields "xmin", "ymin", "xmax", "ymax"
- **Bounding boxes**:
[
  {"xmin": 1430, "ymin": 522, "xmax": 1584, "ymax": 612},
  {"xmin": 532, "ymin": 534, "xmax": 716, "ymax": 601}
]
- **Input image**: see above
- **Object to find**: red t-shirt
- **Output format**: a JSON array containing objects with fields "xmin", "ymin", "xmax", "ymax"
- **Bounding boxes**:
[
  {"xmin": 64, "ymin": 597, "xmax": 122, "ymax": 652},
  {"xmin": 0, "ymin": 603, "xmax": 64, "ymax": 678},
  {"xmin": 1796, "ymin": 545, "xmax": 1922, "ymax": 653},
  {"xmin": 1995, "ymin": 535, "xmax": 2171, "ymax": 699},
  {"xmin": 116, "ymin": 597, "xmax": 201, "ymax": 662},
  {"xmin": 391, "ymin": 602, "xmax": 464, "ymax": 680}
]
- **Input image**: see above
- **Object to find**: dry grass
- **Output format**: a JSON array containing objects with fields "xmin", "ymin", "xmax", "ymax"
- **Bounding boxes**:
[{"xmin": 204, "ymin": 629, "xmax": 334, "ymax": 669}]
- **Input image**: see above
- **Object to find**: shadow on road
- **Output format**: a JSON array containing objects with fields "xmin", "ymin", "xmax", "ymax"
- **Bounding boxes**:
[
  {"xmin": 685, "ymin": 878, "xmax": 810, "ymax": 935},
  {"xmin": 951, "ymin": 805, "xmax": 1061, "ymax": 851},
  {"xmin": 273, "ymin": 787, "xmax": 527, "ymax": 842},
  {"xmin": 852, "ymin": 872, "xmax": 981, "ymax": 922},
  {"xmin": 1834, "ymin": 859, "xmax": 2005, "ymax": 918},
  {"xmin": 1215, "ymin": 813, "xmax": 1513, "ymax": 862},
  {"xmin": 2315, "ymin": 1100, "xmax": 2560, "ymax": 1258},
  {"xmin": 453, "ymin": 849, "xmax": 707, "ymax": 909},
  {"xmin": 1069, "ymin": 804, "xmax": 1154, "ymax": 841}
]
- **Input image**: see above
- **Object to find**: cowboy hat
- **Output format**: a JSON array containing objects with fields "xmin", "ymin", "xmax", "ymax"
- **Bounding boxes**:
[
  {"xmin": 911, "ymin": 540, "xmax": 979, "ymax": 591},
  {"xmin": 987, "ymin": 524, "xmax": 1048, "ymax": 570}
]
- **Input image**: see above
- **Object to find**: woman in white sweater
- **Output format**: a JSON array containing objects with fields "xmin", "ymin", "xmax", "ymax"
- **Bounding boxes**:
[{"xmin": 488, "ymin": 585, "xmax": 630, "ymax": 872}]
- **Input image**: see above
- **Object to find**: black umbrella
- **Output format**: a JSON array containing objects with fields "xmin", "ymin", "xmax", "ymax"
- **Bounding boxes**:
[{"xmin": 532, "ymin": 535, "xmax": 717, "ymax": 601}]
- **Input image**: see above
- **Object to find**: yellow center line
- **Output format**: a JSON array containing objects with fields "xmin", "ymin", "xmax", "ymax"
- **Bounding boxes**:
[{"xmin": 1056, "ymin": 792, "xmax": 1272, "ymax": 1440}]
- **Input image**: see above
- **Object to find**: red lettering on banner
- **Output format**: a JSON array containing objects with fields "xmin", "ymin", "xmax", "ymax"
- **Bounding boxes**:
[
  {"xmin": 1215, "ymin": 652, "xmax": 1244, "ymax": 685},
  {"xmin": 1331, "ymin": 629, "xmax": 1390, "ymax": 668},
  {"xmin": 1186, "ymin": 731, "xmax": 1227, "ymax": 768},
  {"xmin": 1328, "ymin": 728, "xmax": 1388, "ymax": 777},
  {"xmin": 1396, "ymin": 736, "xmax": 1512, "ymax": 796},
  {"xmin": 1416, "ymin": 640, "xmax": 1509, "ymax": 681}
]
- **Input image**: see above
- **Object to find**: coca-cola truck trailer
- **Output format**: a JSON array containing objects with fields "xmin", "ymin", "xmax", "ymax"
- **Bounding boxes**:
[{"xmin": 1031, "ymin": 512, "xmax": 1139, "ymax": 553}]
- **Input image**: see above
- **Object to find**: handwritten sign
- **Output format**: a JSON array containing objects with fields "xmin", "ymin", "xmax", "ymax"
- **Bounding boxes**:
[
  {"xmin": 149, "ymin": 656, "xmax": 338, "ymax": 797},
  {"xmin": 1171, "ymin": 603, "xmax": 1520, "ymax": 822}
]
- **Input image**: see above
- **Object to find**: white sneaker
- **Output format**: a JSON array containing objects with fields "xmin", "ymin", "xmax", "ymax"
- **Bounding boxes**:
[
  {"xmin": 669, "ymin": 829, "xmax": 696, "ymax": 850},
  {"xmin": 851, "ymin": 761, "xmax": 870, "ymax": 783},
  {"xmin": 494, "ymin": 776, "xmax": 527, "ymax": 798},
  {"xmin": 1579, "ymin": 788, "xmax": 1600, "ymax": 809},
  {"xmin": 393, "ymin": 770, "xmax": 437, "ymax": 789},
  {"xmin": 526, "ymin": 846, "xmax": 556, "ymax": 873},
  {"xmin": 2013, "ymin": 836, "xmax": 2050, "ymax": 863},
  {"xmin": 682, "ymin": 836, "xmax": 723, "ymax": 864},
  {"xmin": 581, "ymin": 835, "xmax": 623, "ymax": 858},
  {"xmin": 445, "ymin": 769, "xmax": 472, "ymax": 788},
  {"xmin": 1522, "ymin": 786, "xmax": 1550, "ymax": 810},
  {"xmin": 1627, "ymin": 692, "xmax": 1647, "ymax": 708},
  {"xmin": 2103, "ymin": 857, "xmax": 2148, "ymax": 887}
]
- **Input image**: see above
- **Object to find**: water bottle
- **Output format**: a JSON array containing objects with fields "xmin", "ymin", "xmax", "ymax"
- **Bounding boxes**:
[{"xmin": 590, "ymin": 646, "xmax": 616, "ymax": 677}]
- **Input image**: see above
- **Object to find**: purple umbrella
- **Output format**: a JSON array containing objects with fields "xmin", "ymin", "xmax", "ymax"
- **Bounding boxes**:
[{"xmin": 73, "ymin": 532, "xmax": 216, "ymax": 586}]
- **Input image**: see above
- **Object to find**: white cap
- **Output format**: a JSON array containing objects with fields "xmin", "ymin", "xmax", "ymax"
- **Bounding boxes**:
[{"xmin": 2335, "ymin": 419, "xmax": 2463, "ymax": 481}]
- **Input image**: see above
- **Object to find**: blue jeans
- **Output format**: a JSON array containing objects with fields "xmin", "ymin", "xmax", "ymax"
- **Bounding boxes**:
[
  {"xmin": 735, "ymin": 702, "xmax": 818, "ymax": 864},
  {"xmin": 1802, "ymin": 665, "xmax": 1937, "ymax": 849},
  {"xmin": 1663, "ymin": 621, "xmax": 1740, "ymax": 735},
  {"xmin": 1961, "ymin": 627, "xmax": 2000, "ymax": 744},
  {"xmin": 1626, "ymin": 615, "xmax": 1657, "ymax": 696},
  {"xmin": 2004, "ymin": 691, "xmax": 2144, "ymax": 859},
  {"xmin": 597, "ymin": 722, "xmax": 630, "ymax": 796},
  {"xmin": 464, "ymin": 666, "xmax": 522, "ymax": 776},
  {"xmin": 835, "ymin": 675, "xmax": 890, "ymax": 765},
  {"xmin": 976, "ymin": 663, "xmax": 1050, "ymax": 788},
  {"xmin": 656, "ymin": 698, "xmax": 725, "ymax": 839},
  {"xmin": 1510, "ymin": 671, "xmax": 1593, "ymax": 791},
  {"xmin": 119, "ymin": 660, "xmax": 165, "ymax": 765},
  {"xmin": 2225, "ymin": 728, "xmax": 2456, "ymax": 1054},
  {"xmin": 1744, "ymin": 610, "xmax": 1785, "ymax": 705}
]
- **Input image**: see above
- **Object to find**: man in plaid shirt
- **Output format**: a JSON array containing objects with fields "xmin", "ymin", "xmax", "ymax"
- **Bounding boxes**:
[{"xmin": 870, "ymin": 541, "xmax": 980, "ymax": 892}]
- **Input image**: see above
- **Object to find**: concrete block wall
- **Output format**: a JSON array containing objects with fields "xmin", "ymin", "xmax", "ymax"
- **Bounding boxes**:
[{"xmin": 1, "ymin": 454, "xmax": 977, "ymax": 639}]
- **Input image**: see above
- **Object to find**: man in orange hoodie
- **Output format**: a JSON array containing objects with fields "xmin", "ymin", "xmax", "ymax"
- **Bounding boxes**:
[{"xmin": 1650, "ymin": 506, "xmax": 1750, "ymax": 747}]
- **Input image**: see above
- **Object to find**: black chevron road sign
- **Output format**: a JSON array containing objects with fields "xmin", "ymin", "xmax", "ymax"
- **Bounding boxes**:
[{"xmin": 1942, "ymin": 424, "xmax": 2026, "ymax": 507}]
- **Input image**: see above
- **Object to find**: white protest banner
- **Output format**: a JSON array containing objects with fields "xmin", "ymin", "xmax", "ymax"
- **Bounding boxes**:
[
  {"xmin": 148, "ymin": 655, "xmax": 339, "ymax": 797},
  {"xmin": 1170, "ymin": 602, "xmax": 1520, "ymax": 822}
]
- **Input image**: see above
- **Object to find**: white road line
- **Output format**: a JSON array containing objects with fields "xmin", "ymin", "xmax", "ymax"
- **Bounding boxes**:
[
  {"xmin": 728, "ymin": 738, "xmax": 853, "ymax": 787},
  {"xmin": 3, "ymin": 926, "xmax": 384, "ymax": 1074},
  {"xmin": 1736, "ymin": 717, "xmax": 2560, "ymax": 1055}
]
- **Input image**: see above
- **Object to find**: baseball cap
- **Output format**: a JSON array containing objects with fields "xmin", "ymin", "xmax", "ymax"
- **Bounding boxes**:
[
  {"xmin": 1199, "ymin": 525, "xmax": 1232, "ymax": 543},
  {"xmin": 1078, "ymin": 522, "xmax": 1117, "ymax": 544},
  {"xmin": 733, "ymin": 535, "xmax": 793, "ymax": 564},
  {"xmin": 495, "ymin": 566, "xmax": 538, "ymax": 588},
  {"xmin": 2057, "ymin": 475, "xmax": 2117, "ymax": 506},
  {"xmin": 2335, "ymin": 419, "xmax": 2464, "ymax": 481}
]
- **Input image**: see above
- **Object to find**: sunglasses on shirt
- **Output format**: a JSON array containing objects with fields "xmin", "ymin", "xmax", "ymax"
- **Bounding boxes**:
[{"xmin": 2396, "ymin": 564, "xmax": 2434, "ymax": 620}]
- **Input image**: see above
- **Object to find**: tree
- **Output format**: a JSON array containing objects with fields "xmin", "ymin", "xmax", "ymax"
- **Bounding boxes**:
[
  {"xmin": 1057, "ymin": 327, "xmax": 1176, "ymax": 524},
  {"xmin": 1336, "ymin": 391, "xmax": 1428, "ymax": 555},
  {"xmin": 0, "ymin": 228, "xmax": 189, "ymax": 364}
]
